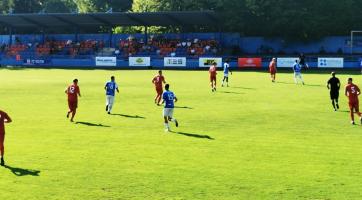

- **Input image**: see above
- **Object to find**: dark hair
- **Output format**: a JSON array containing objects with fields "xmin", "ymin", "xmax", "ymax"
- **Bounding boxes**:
[
  {"xmin": 165, "ymin": 84, "xmax": 170, "ymax": 90},
  {"xmin": 331, "ymin": 72, "xmax": 336, "ymax": 77},
  {"xmin": 111, "ymin": 76, "xmax": 115, "ymax": 80},
  {"xmin": 73, "ymin": 79, "xmax": 78, "ymax": 83},
  {"xmin": 348, "ymin": 77, "xmax": 353, "ymax": 82},
  {"xmin": 158, "ymin": 70, "xmax": 162, "ymax": 73},
  {"xmin": 212, "ymin": 62, "xmax": 217, "ymax": 65}
]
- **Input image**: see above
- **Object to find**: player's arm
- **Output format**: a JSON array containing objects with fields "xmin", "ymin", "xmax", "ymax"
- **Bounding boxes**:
[
  {"xmin": 161, "ymin": 93, "xmax": 166, "ymax": 104},
  {"xmin": 345, "ymin": 87, "xmax": 348, "ymax": 97},
  {"xmin": 152, "ymin": 77, "xmax": 155, "ymax": 84},
  {"xmin": 4, "ymin": 113, "xmax": 12, "ymax": 123},
  {"xmin": 229, "ymin": 67, "xmax": 232, "ymax": 75},
  {"xmin": 327, "ymin": 80, "xmax": 330, "ymax": 89},
  {"xmin": 116, "ymin": 86, "xmax": 119, "ymax": 93},
  {"xmin": 357, "ymin": 87, "xmax": 361, "ymax": 95},
  {"xmin": 65, "ymin": 87, "xmax": 68, "ymax": 94},
  {"xmin": 78, "ymin": 88, "xmax": 81, "ymax": 97},
  {"xmin": 174, "ymin": 96, "xmax": 178, "ymax": 103},
  {"xmin": 337, "ymin": 80, "xmax": 340, "ymax": 90}
]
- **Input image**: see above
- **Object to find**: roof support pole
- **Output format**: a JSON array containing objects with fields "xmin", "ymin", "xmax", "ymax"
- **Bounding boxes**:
[
  {"xmin": 144, "ymin": 26, "xmax": 148, "ymax": 45},
  {"xmin": 109, "ymin": 27, "xmax": 113, "ymax": 48},
  {"xmin": 74, "ymin": 27, "xmax": 79, "ymax": 43}
]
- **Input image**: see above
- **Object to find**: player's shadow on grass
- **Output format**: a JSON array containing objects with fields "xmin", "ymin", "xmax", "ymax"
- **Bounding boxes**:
[
  {"xmin": 4, "ymin": 165, "xmax": 40, "ymax": 176},
  {"xmin": 75, "ymin": 121, "xmax": 111, "ymax": 127},
  {"xmin": 174, "ymin": 106, "xmax": 193, "ymax": 109},
  {"xmin": 110, "ymin": 114, "xmax": 146, "ymax": 119},
  {"xmin": 230, "ymin": 86, "xmax": 255, "ymax": 90},
  {"xmin": 277, "ymin": 81, "xmax": 324, "ymax": 87},
  {"xmin": 173, "ymin": 131, "xmax": 214, "ymax": 140},
  {"xmin": 219, "ymin": 91, "xmax": 244, "ymax": 95}
]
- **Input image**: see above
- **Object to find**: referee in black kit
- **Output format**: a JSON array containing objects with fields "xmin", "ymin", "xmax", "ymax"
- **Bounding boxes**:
[{"xmin": 327, "ymin": 72, "xmax": 341, "ymax": 111}]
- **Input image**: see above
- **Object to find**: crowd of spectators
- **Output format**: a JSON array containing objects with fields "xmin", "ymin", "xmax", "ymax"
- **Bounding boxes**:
[
  {"xmin": 116, "ymin": 35, "xmax": 219, "ymax": 57},
  {"xmin": 0, "ymin": 35, "xmax": 220, "ymax": 58}
]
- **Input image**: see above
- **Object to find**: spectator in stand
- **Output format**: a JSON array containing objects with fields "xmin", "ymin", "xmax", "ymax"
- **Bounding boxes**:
[{"xmin": 187, "ymin": 40, "xmax": 192, "ymax": 47}]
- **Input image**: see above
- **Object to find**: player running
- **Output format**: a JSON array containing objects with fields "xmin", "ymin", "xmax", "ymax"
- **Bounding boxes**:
[
  {"xmin": 209, "ymin": 62, "xmax": 217, "ymax": 92},
  {"xmin": 162, "ymin": 84, "xmax": 178, "ymax": 132},
  {"xmin": 293, "ymin": 60, "xmax": 305, "ymax": 85},
  {"xmin": 0, "ymin": 110, "xmax": 12, "ymax": 166},
  {"xmin": 345, "ymin": 78, "xmax": 362, "ymax": 125},
  {"xmin": 65, "ymin": 79, "xmax": 81, "ymax": 122},
  {"xmin": 327, "ymin": 72, "xmax": 341, "ymax": 111},
  {"xmin": 105, "ymin": 76, "xmax": 119, "ymax": 114},
  {"xmin": 269, "ymin": 58, "xmax": 277, "ymax": 82},
  {"xmin": 221, "ymin": 59, "xmax": 232, "ymax": 87},
  {"xmin": 152, "ymin": 70, "xmax": 166, "ymax": 106}
]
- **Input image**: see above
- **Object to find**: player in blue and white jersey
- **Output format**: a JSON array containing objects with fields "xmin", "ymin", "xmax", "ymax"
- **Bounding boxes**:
[
  {"xmin": 104, "ymin": 76, "xmax": 119, "ymax": 114},
  {"xmin": 293, "ymin": 60, "xmax": 305, "ymax": 85},
  {"xmin": 162, "ymin": 84, "xmax": 178, "ymax": 132},
  {"xmin": 221, "ymin": 59, "xmax": 232, "ymax": 87}
]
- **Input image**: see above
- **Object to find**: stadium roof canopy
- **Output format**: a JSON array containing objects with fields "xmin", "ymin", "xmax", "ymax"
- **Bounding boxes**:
[{"xmin": 0, "ymin": 11, "xmax": 219, "ymax": 32}]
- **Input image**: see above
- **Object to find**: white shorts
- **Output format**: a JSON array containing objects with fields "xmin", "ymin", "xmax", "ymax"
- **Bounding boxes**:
[
  {"xmin": 294, "ymin": 72, "xmax": 303, "ymax": 79},
  {"xmin": 163, "ymin": 108, "xmax": 174, "ymax": 118},
  {"xmin": 224, "ymin": 73, "xmax": 229, "ymax": 78},
  {"xmin": 106, "ymin": 95, "xmax": 115, "ymax": 105}
]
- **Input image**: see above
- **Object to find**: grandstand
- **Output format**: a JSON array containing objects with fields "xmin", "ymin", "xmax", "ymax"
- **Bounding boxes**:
[{"xmin": 0, "ymin": 12, "xmax": 361, "ymax": 69}]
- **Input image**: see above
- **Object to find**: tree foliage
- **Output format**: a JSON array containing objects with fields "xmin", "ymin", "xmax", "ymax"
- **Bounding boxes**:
[{"xmin": 0, "ymin": 0, "xmax": 361, "ymax": 40}]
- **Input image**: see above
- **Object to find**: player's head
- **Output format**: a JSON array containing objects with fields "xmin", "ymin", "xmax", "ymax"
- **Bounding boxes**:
[
  {"xmin": 111, "ymin": 76, "xmax": 115, "ymax": 81},
  {"xmin": 212, "ymin": 62, "xmax": 217, "ymax": 66},
  {"xmin": 295, "ymin": 60, "xmax": 299, "ymax": 63},
  {"xmin": 225, "ymin": 59, "xmax": 230, "ymax": 63},
  {"xmin": 272, "ymin": 58, "xmax": 276, "ymax": 62},
  {"xmin": 165, "ymin": 84, "xmax": 170, "ymax": 91},
  {"xmin": 73, "ymin": 79, "xmax": 78, "ymax": 84},
  {"xmin": 331, "ymin": 72, "xmax": 336, "ymax": 77},
  {"xmin": 348, "ymin": 77, "xmax": 353, "ymax": 84},
  {"xmin": 158, "ymin": 70, "xmax": 162, "ymax": 75}
]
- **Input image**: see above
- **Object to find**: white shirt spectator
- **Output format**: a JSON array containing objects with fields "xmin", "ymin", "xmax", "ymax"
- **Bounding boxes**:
[
  {"xmin": 182, "ymin": 42, "xmax": 187, "ymax": 47},
  {"xmin": 187, "ymin": 41, "xmax": 192, "ymax": 47},
  {"xmin": 194, "ymin": 38, "xmax": 199, "ymax": 43},
  {"xmin": 190, "ymin": 49, "xmax": 196, "ymax": 54},
  {"xmin": 115, "ymin": 50, "xmax": 120, "ymax": 55},
  {"xmin": 205, "ymin": 45, "xmax": 211, "ymax": 51},
  {"xmin": 170, "ymin": 52, "xmax": 176, "ymax": 57}
]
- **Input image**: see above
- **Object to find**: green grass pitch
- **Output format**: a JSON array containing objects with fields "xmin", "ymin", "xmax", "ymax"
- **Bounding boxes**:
[{"xmin": 0, "ymin": 68, "xmax": 361, "ymax": 199}]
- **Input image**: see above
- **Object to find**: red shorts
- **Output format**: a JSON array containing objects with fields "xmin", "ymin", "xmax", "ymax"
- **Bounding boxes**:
[
  {"xmin": 0, "ymin": 133, "xmax": 4, "ymax": 146},
  {"xmin": 210, "ymin": 76, "xmax": 216, "ymax": 82},
  {"xmin": 270, "ymin": 70, "xmax": 276, "ymax": 75},
  {"xmin": 68, "ymin": 100, "xmax": 78, "ymax": 111},
  {"xmin": 156, "ymin": 87, "xmax": 163, "ymax": 95},
  {"xmin": 349, "ymin": 101, "xmax": 359, "ymax": 111}
]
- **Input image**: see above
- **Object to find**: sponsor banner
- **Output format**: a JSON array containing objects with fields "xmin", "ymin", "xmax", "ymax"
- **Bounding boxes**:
[
  {"xmin": 164, "ymin": 57, "xmax": 186, "ymax": 67},
  {"xmin": 129, "ymin": 57, "xmax": 151, "ymax": 67},
  {"xmin": 238, "ymin": 58, "xmax": 262, "ymax": 68},
  {"xmin": 276, "ymin": 57, "xmax": 299, "ymax": 68},
  {"xmin": 199, "ymin": 57, "xmax": 222, "ymax": 67},
  {"xmin": 318, "ymin": 57, "xmax": 344, "ymax": 68},
  {"xmin": 23, "ymin": 58, "xmax": 49, "ymax": 65},
  {"xmin": 95, "ymin": 57, "xmax": 116, "ymax": 67}
]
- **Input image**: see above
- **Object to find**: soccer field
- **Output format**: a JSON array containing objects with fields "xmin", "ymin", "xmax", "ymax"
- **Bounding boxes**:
[{"xmin": 0, "ymin": 68, "xmax": 361, "ymax": 200}]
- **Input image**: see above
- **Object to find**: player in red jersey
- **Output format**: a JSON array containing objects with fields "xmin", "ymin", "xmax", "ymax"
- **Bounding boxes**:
[
  {"xmin": 0, "ymin": 110, "xmax": 12, "ymax": 166},
  {"xmin": 269, "ymin": 58, "xmax": 277, "ymax": 82},
  {"xmin": 65, "ymin": 79, "xmax": 81, "ymax": 122},
  {"xmin": 152, "ymin": 70, "xmax": 166, "ymax": 106},
  {"xmin": 209, "ymin": 62, "xmax": 217, "ymax": 92},
  {"xmin": 345, "ymin": 77, "xmax": 362, "ymax": 125}
]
